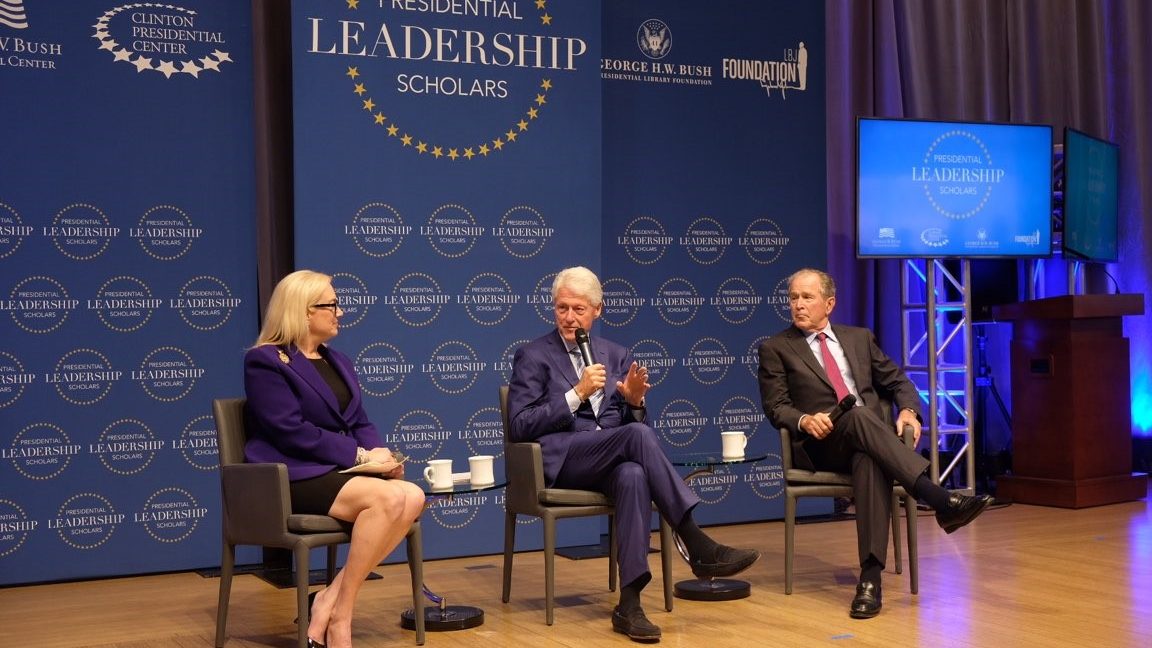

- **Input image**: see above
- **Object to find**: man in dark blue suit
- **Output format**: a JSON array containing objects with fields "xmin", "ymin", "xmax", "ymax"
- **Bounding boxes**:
[{"xmin": 508, "ymin": 266, "xmax": 759, "ymax": 642}]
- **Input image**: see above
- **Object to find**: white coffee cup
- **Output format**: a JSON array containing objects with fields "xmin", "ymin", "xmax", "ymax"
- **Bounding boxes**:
[
  {"xmin": 423, "ymin": 459, "xmax": 453, "ymax": 489},
  {"xmin": 721, "ymin": 431, "xmax": 747, "ymax": 459},
  {"xmin": 469, "ymin": 455, "xmax": 495, "ymax": 486}
]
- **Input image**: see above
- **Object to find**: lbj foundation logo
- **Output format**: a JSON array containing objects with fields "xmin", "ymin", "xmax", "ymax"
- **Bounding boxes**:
[
  {"xmin": 722, "ymin": 42, "xmax": 812, "ymax": 99},
  {"xmin": 305, "ymin": 0, "xmax": 588, "ymax": 161}
]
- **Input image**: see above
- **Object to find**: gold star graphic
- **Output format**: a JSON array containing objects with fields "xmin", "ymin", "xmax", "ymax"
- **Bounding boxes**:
[
  {"xmin": 362, "ymin": 98, "xmax": 375, "ymax": 111},
  {"xmin": 448, "ymin": 148, "xmax": 459, "ymax": 160},
  {"xmin": 541, "ymin": 13, "xmax": 552, "ymax": 25},
  {"xmin": 492, "ymin": 138, "xmax": 505, "ymax": 150},
  {"xmin": 346, "ymin": 0, "xmax": 359, "ymax": 8},
  {"xmin": 535, "ymin": 94, "xmax": 547, "ymax": 106},
  {"xmin": 432, "ymin": 146, "xmax": 444, "ymax": 158},
  {"xmin": 347, "ymin": 66, "xmax": 360, "ymax": 79},
  {"xmin": 464, "ymin": 148, "xmax": 475, "ymax": 159},
  {"xmin": 374, "ymin": 112, "xmax": 386, "ymax": 125},
  {"xmin": 535, "ymin": 0, "xmax": 546, "ymax": 8},
  {"xmin": 416, "ymin": 142, "xmax": 428, "ymax": 153},
  {"xmin": 527, "ymin": 107, "xmax": 539, "ymax": 119},
  {"xmin": 401, "ymin": 134, "xmax": 413, "ymax": 146},
  {"xmin": 506, "ymin": 130, "xmax": 518, "ymax": 142},
  {"xmin": 479, "ymin": 144, "xmax": 491, "ymax": 156},
  {"xmin": 517, "ymin": 119, "xmax": 529, "ymax": 131},
  {"xmin": 353, "ymin": 83, "xmax": 366, "ymax": 96},
  {"xmin": 541, "ymin": 79, "xmax": 552, "ymax": 90},
  {"xmin": 387, "ymin": 124, "xmax": 399, "ymax": 136}
]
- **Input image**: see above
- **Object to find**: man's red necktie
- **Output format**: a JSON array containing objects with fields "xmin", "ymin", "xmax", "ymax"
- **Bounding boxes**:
[{"xmin": 817, "ymin": 332, "xmax": 851, "ymax": 401}]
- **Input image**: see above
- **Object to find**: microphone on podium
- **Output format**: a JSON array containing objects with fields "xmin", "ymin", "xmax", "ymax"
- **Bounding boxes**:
[
  {"xmin": 827, "ymin": 394, "xmax": 856, "ymax": 424},
  {"xmin": 574, "ymin": 327, "xmax": 594, "ymax": 367}
]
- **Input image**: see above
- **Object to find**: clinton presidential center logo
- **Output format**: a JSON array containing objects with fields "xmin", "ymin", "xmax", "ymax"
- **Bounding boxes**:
[
  {"xmin": 93, "ymin": 4, "xmax": 233, "ymax": 79},
  {"xmin": 305, "ymin": 0, "xmax": 589, "ymax": 162}
]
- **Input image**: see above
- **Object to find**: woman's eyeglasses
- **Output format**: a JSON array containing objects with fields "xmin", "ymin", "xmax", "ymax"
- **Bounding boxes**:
[{"xmin": 311, "ymin": 300, "xmax": 341, "ymax": 312}]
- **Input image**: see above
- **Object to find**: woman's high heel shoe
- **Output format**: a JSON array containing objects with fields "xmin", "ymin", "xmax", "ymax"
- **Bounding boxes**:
[{"xmin": 306, "ymin": 638, "xmax": 326, "ymax": 648}]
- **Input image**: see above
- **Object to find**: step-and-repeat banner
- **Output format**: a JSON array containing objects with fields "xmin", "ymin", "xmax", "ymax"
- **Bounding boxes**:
[
  {"xmin": 292, "ymin": 0, "xmax": 826, "ymax": 562},
  {"xmin": 0, "ymin": 1, "xmax": 255, "ymax": 585}
]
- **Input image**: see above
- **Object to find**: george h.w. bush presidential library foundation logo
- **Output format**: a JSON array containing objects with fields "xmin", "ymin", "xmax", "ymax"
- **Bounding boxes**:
[{"xmin": 304, "ymin": 0, "xmax": 588, "ymax": 161}]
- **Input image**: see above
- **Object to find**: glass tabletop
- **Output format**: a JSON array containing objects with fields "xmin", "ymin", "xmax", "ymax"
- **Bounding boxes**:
[
  {"xmin": 668, "ymin": 451, "xmax": 768, "ymax": 467},
  {"xmin": 421, "ymin": 480, "xmax": 508, "ymax": 496}
]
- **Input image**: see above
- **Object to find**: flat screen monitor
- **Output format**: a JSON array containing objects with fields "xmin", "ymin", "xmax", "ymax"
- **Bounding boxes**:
[
  {"xmin": 1061, "ymin": 127, "xmax": 1119, "ymax": 263},
  {"xmin": 857, "ymin": 117, "xmax": 1053, "ymax": 258}
]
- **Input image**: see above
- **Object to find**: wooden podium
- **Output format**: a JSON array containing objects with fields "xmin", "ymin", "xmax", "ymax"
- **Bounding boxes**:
[{"xmin": 991, "ymin": 294, "xmax": 1147, "ymax": 508}]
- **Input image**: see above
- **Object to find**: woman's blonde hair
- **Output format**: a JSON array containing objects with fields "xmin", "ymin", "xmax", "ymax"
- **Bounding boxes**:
[{"xmin": 253, "ymin": 269, "xmax": 332, "ymax": 349}]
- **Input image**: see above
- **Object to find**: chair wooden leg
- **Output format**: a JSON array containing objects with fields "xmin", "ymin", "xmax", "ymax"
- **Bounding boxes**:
[
  {"xmin": 407, "ymin": 525, "xmax": 426, "ymax": 645},
  {"xmin": 784, "ymin": 493, "xmax": 796, "ymax": 595},
  {"xmin": 293, "ymin": 545, "xmax": 312, "ymax": 648},
  {"xmin": 502, "ymin": 512, "xmax": 516, "ymax": 603},
  {"xmin": 607, "ymin": 514, "xmax": 617, "ymax": 593},
  {"xmin": 215, "ymin": 542, "xmax": 235, "ymax": 648},
  {"xmin": 891, "ymin": 492, "xmax": 903, "ymax": 575},
  {"xmin": 327, "ymin": 545, "xmax": 338, "ymax": 584},
  {"xmin": 659, "ymin": 517, "xmax": 674, "ymax": 612},
  {"xmin": 904, "ymin": 494, "xmax": 919, "ymax": 594},
  {"xmin": 544, "ymin": 513, "xmax": 557, "ymax": 626}
]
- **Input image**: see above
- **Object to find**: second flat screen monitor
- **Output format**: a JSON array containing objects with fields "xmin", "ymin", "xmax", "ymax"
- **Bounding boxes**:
[{"xmin": 857, "ymin": 118, "xmax": 1053, "ymax": 258}]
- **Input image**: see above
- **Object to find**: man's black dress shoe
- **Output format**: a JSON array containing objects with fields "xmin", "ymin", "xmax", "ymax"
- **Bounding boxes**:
[
  {"xmin": 611, "ymin": 605, "xmax": 662, "ymax": 642},
  {"xmin": 689, "ymin": 545, "xmax": 761, "ymax": 579},
  {"xmin": 935, "ymin": 492, "xmax": 993, "ymax": 534},
  {"xmin": 849, "ymin": 581, "xmax": 882, "ymax": 619}
]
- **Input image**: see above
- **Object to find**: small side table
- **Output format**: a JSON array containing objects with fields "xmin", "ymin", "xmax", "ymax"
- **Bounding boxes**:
[
  {"xmin": 668, "ymin": 452, "xmax": 767, "ymax": 601},
  {"xmin": 400, "ymin": 479, "xmax": 507, "ymax": 632}
]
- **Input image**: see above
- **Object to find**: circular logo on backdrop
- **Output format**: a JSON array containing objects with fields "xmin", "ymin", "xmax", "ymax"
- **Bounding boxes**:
[
  {"xmin": 8, "ymin": 422, "xmax": 79, "ymax": 480},
  {"xmin": 91, "ymin": 275, "xmax": 160, "ymax": 333},
  {"xmin": 685, "ymin": 337, "xmax": 734, "ymax": 385},
  {"xmin": 498, "ymin": 338, "xmax": 531, "ymax": 384},
  {"xmin": 0, "ymin": 499, "xmax": 34, "ymax": 557},
  {"xmin": 0, "ymin": 351, "xmax": 35, "ymax": 408},
  {"xmin": 132, "ymin": 205, "xmax": 200, "ymax": 260},
  {"xmin": 174, "ymin": 276, "xmax": 241, "ymax": 331},
  {"xmin": 53, "ymin": 492, "xmax": 123, "ymax": 550},
  {"xmin": 461, "ymin": 272, "xmax": 517, "ymax": 326},
  {"xmin": 94, "ymin": 418, "xmax": 162, "ymax": 476},
  {"xmin": 713, "ymin": 277, "xmax": 761, "ymax": 325},
  {"xmin": 387, "ymin": 410, "xmax": 448, "ymax": 463},
  {"xmin": 498, "ymin": 206, "xmax": 553, "ymax": 258},
  {"xmin": 427, "ymin": 491, "xmax": 491, "ymax": 530},
  {"xmin": 747, "ymin": 453, "xmax": 785, "ymax": 501},
  {"xmin": 51, "ymin": 348, "xmax": 119, "ymax": 405},
  {"xmin": 426, "ymin": 341, "xmax": 484, "ymax": 394},
  {"xmin": 770, "ymin": 276, "xmax": 792, "ymax": 323},
  {"xmin": 135, "ymin": 347, "xmax": 202, "ymax": 402},
  {"xmin": 681, "ymin": 217, "xmax": 730, "ymax": 265},
  {"xmin": 462, "ymin": 406, "xmax": 505, "ymax": 457},
  {"xmin": 921, "ymin": 129, "xmax": 997, "ymax": 219},
  {"xmin": 48, "ymin": 203, "xmax": 117, "ymax": 261},
  {"xmin": 8, "ymin": 275, "xmax": 79, "ymax": 333},
  {"xmin": 348, "ymin": 202, "xmax": 409, "ymax": 257},
  {"xmin": 424, "ymin": 204, "xmax": 482, "ymax": 258},
  {"xmin": 93, "ymin": 4, "xmax": 233, "ymax": 79},
  {"xmin": 655, "ymin": 398, "xmax": 705, "ymax": 448},
  {"xmin": 531, "ymin": 272, "xmax": 557, "ymax": 325},
  {"xmin": 637, "ymin": 19, "xmax": 672, "ymax": 59},
  {"xmin": 390, "ymin": 272, "xmax": 448, "ymax": 327},
  {"xmin": 331, "ymin": 272, "xmax": 376, "ymax": 329},
  {"xmin": 600, "ymin": 277, "xmax": 643, "ymax": 328},
  {"xmin": 619, "ymin": 216, "xmax": 670, "ymax": 265},
  {"xmin": 629, "ymin": 339, "xmax": 675, "ymax": 388},
  {"xmin": 177, "ymin": 414, "xmax": 219, "ymax": 470},
  {"xmin": 715, "ymin": 396, "xmax": 766, "ymax": 445},
  {"xmin": 653, "ymin": 277, "xmax": 703, "ymax": 326},
  {"xmin": 355, "ymin": 342, "xmax": 411, "ymax": 397},
  {"xmin": 741, "ymin": 218, "xmax": 790, "ymax": 265},
  {"xmin": 0, "ymin": 202, "xmax": 32, "ymax": 259},
  {"xmin": 745, "ymin": 335, "xmax": 770, "ymax": 378},
  {"xmin": 328, "ymin": 1, "xmax": 574, "ymax": 161},
  {"xmin": 687, "ymin": 470, "xmax": 737, "ymax": 505},
  {"xmin": 137, "ymin": 487, "xmax": 207, "ymax": 543}
]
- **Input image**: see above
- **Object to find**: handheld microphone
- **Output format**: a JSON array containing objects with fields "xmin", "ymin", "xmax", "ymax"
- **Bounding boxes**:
[
  {"xmin": 574, "ymin": 327, "xmax": 594, "ymax": 367},
  {"xmin": 827, "ymin": 394, "xmax": 856, "ymax": 424}
]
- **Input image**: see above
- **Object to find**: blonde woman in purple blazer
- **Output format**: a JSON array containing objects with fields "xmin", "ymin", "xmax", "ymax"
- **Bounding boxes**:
[{"xmin": 244, "ymin": 269, "xmax": 424, "ymax": 648}]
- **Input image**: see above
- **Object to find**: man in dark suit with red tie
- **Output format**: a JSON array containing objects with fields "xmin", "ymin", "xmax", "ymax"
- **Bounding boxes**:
[
  {"xmin": 757, "ymin": 268, "xmax": 992, "ymax": 619},
  {"xmin": 508, "ymin": 266, "xmax": 759, "ymax": 642}
]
